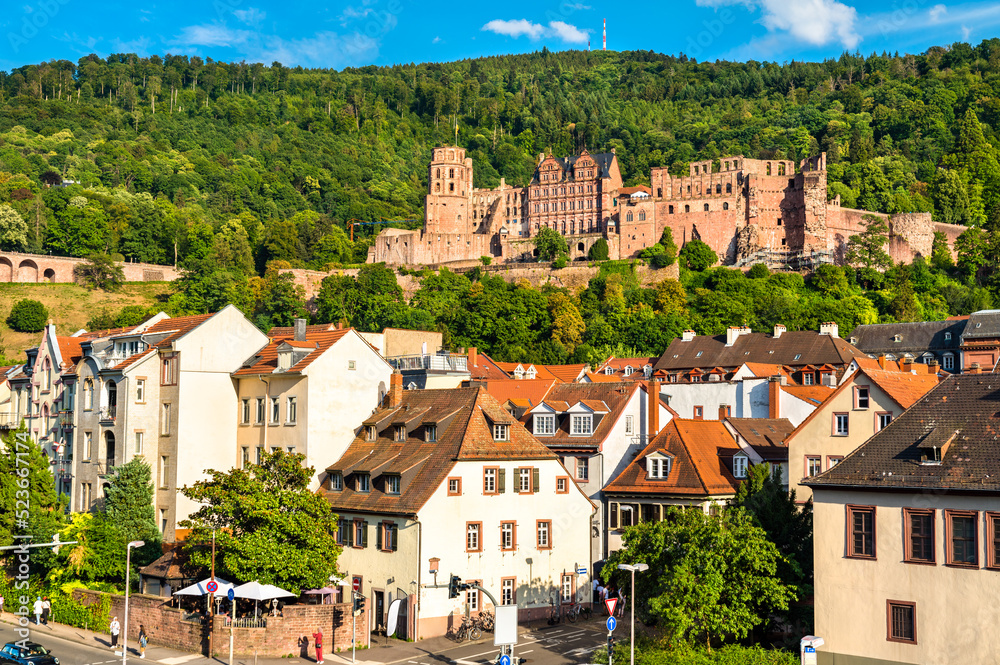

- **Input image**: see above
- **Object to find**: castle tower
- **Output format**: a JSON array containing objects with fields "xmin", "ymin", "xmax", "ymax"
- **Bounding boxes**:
[{"xmin": 425, "ymin": 146, "xmax": 473, "ymax": 235}]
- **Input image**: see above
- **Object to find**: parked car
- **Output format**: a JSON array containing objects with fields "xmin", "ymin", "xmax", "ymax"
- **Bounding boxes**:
[{"xmin": 0, "ymin": 642, "xmax": 59, "ymax": 665}]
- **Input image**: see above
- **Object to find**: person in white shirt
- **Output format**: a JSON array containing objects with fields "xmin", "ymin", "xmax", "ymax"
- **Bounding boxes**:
[
  {"xmin": 109, "ymin": 616, "xmax": 121, "ymax": 649},
  {"xmin": 32, "ymin": 598, "xmax": 43, "ymax": 625}
]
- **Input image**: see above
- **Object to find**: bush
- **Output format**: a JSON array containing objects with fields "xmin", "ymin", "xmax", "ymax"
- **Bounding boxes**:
[
  {"xmin": 480, "ymin": 255, "xmax": 492, "ymax": 266},
  {"xmin": 74, "ymin": 254, "xmax": 125, "ymax": 291},
  {"xmin": 747, "ymin": 263, "xmax": 770, "ymax": 279},
  {"xmin": 7, "ymin": 299, "xmax": 48, "ymax": 332},
  {"xmin": 552, "ymin": 255, "xmax": 568, "ymax": 269},
  {"xmin": 588, "ymin": 238, "xmax": 610, "ymax": 261},
  {"xmin": 679, "ymin": 239, "xmax": 718, "ymax": 271}
]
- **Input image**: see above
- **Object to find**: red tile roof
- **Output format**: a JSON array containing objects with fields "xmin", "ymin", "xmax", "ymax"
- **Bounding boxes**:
[
  {"xmin": 468, "ymin": 352, "xmax": 512, "ymax": 381},
  {"xmin": 725, "ymin": 418, "xmax": 794, "ymax": 462},
  {"xmin": 604, "ymin": 419, "xmax": 739, "ymax": 497},
  {"xmin": 476, "ymin": 379, "xmax": 556, "ymax": 407},
  {"xmin": 517, "ymin": 382, "xmax": 641, "ymax": 450},
  {"xmin": 234, "ymin": 328, "xmax": 353, "ymax": 376},
  {"xmin": 781, "ymin": 384, "xmax": 835, "ymax": 406},
  {"xmin": 861, "ymin": 368, "xmax": 941, "ymax": 409}
]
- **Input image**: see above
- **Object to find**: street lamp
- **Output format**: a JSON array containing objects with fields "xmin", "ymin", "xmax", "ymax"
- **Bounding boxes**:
[
  {"xmin": 617, "ymin": 563, "xmax": 648, "ymax": 665},
  {"xmin": 121, "ymin": 540, "xmax": 145, "ymax": 665}
]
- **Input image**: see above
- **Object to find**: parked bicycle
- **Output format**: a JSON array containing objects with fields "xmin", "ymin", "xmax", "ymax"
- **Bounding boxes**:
[
  {"xmin": 565, "ymin": 601, "xmax": 592, "ymax": 623},
  {"xmin": 546, "ymin": 597, "xmax": 562, "ymax": 625},
  {"xmin": 477, "ymin": 609, "xmax": 495, "ymax": 632},
  {"xmin": 451, "ymin": 615, "xmax": 483, "ymax": 642}
]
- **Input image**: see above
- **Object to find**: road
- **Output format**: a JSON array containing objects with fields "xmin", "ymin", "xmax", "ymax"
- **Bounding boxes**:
[
  {"xmin": 381, "ymin": 617, "xmax": 611, "ymax": 665},
  {"xmin": 0, "ymin": 622, "xmax": 130, "ymax": 665}
]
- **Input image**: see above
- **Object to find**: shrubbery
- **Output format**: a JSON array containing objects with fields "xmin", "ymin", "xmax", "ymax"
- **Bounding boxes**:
[{"xmin": 7, "ymin": 298, "xmax": 48, "ymax": 331}]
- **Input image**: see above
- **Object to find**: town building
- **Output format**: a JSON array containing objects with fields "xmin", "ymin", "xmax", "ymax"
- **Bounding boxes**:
[
  {"xmin": 322, "ymin": 377, "xmax": 594, "ymax": 639},
  {"xmin": 724, "ymin": 417, "xmax": 795, "ymax": 489},
  {"xmin": 805, "ymin": 374, "xmax": 1000, "ymax": 665},
  {"xmin": 590, "ymin": 356, "xmax": 658, "ymax": 382},
  {"xmin": 0, "ymin": 364, "xmax": 23, "ymax": 430},
  {"xmin": 232, "ymin": 320, "xmax": 393, "ymax": 485},
  {"xmin": 849, "ymin": 319, "xmax": 966, "ymax": 372},
  {"xmin": 371, "ymin": 148, "xmax": 961, "ymax": 268},
  {"xmin": 72, "ymin": 306, "xmax": 268, "ymax": 541},
  {"xmin": 786, "ymin": 361, "xmax": 941, "ymax": 504},
  {"xmin": 958, "ymin": 309, "xmax": 1000, "ymax": 372},
  {"xmin": 514, "ymin": 381, "xmax": 671, "ymax": 561},
  {"xmin": 603, "ymin": 419, "xmax": 740, "ymax": 553}
]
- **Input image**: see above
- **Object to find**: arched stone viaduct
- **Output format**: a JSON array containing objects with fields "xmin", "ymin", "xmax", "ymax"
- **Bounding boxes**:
[{"xmin": 0, "ymin": 252, "xmax": 180, "ymax": 283}]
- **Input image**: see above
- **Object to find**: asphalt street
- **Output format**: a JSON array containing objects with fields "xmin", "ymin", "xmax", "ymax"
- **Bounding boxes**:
[{"xmin": 0, "ymin": 621, "xmax": 138, "ymax": 665}]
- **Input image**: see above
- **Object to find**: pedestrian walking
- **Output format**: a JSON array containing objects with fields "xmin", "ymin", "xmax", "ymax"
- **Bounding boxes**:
[
  {"xmin": 616, "ymin": 587, "xmax": 625, "ymax": 618},
  {"xmin": 312, "ymin": 628, "xmax": 324, "ymax": 664},
  {"xmin": 138, "ymin": 625, "xmax": 148, "ymax": 659},
  {"xmin": 109, "ymin": 616, "xmax": 121, "ymax": 649},
  {"xmin": 32, "ymin": 597, "xmax": 43, "ymax": 625},
  {"xmin": 41, "ymin": 597, "xmax": 50, "ymax": 625},
  {"xmin": 0, "ymin": 593, "xmax": 5, "ymax": 615}
]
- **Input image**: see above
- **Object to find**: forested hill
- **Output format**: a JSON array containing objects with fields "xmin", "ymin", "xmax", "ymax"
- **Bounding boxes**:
[{"xmin": 1, "ymin": 42, "xmax": 1000, "ymax": 275}]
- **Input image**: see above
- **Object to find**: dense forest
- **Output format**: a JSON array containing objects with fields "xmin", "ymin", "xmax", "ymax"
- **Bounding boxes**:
[{"xmin": 2, "ymin": 44, "xmax": 1000, "ymax": 361}]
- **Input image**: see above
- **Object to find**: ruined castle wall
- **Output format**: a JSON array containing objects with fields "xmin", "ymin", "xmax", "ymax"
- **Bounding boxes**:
[
  {"xmin": 653, "ymin": 200, "xmax": 745, "ymax": 262},
  {"xmin": 933, "ymin": 221, "xmax": 966, "ymax": 261}
]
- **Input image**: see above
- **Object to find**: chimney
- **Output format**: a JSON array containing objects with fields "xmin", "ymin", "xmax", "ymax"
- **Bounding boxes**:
[
  {"xmin": 294, "ymin": 318, "xmax": 307, "ymax": 341},
  {"xmin": 389, "ymin": 372, "xmax": 404, "ymax": 407},
  {"xmin": 726, "ymin": 326, "xmax": 751, "ymax": 347},
  {"xmin": 970, "ymin": 363, "xmax": 981, "ymax": 375},
  {"xmin": 819, "ymin": 322, "xmax": 839, "ymax": 337},
  {"xmin": 902, "ymin": 357, "xmax": 913, "ymax": 370},
  {"xmin": 647, "ymin": 378, "xmax": 660, "ymax": 438},
  {"xmin": 768, "ymin": 376, "xmax": 781, "ymax": 419},
  {"xmin": 878, "ymin": 354, "xmax": 886, "ymax": 370},
  {"xmin": 773, "ymin": 324, "xmax": 786, "ymax": 339},
  {"xmin": 927, "ymin": 359, "xmax": 940, "ymax": 373},
  {"xmin": 718, "ymin": 405, "xmax": 729, "ymax": 421},
  {"xmin": 682, "ymin": 330, "xmax": 697, "ymax": 342},
  {"xmin": 468, "ymin": 347, "xmax": 478, "ymax": 367}
]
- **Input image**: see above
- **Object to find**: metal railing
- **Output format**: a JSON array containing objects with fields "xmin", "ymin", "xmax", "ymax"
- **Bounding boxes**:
[
  {"xmin": 225, "ymin": 616, "xmax": 268, "ymax": 629},
  {"xmin": 734, "ymin": 249, "xmax": 834, "ymax": 270},
  {"xmin": 386, "ymin": 354, "xmax": 469, "ymax": 372},
  {"xmin": 0, "ymin": 412, "xmax": 18, "ymax": 429},
  {"xmin": 98, "ymin": 406, "xmax": 117, "ymax": 422},
  {"xmin": 95, "ymin": 460, "xmax": 116, "ymax": 476}
]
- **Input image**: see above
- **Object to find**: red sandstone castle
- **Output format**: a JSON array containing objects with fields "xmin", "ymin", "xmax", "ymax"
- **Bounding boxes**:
[{"xmin": 371, "ymin": 146, "xmax": 962, "ymax": 267}]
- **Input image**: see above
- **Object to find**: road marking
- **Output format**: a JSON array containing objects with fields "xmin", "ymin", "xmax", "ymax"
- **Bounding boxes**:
[
  {"xmin": 160, "ymin": 656, "xmax": 202, "ymax": 665},
  {"xmin": 519, "ymin": 650, "xmax": 533, "ymax": 655}
]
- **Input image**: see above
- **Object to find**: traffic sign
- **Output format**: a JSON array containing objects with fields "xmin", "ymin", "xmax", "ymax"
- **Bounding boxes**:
[
  {"xmin": 604, "ymin": 597, "xmax": 618, "ymax": 617},
  {"xmin": 499, "ymin": 655, "xmax": 511, "ymax": 665},
  {"xmin": 227, "ymin": 588, "xmax": 235, "ymax": 601},
  {"xmin": 576, "ymin": 567, "xmax": 588, "ymax": 575},
  {"xmin": 206, "ymin": 580, "xmax": 218, "ymax": 593},
  {"xmin": 606, "ymin": 616, "xmax": 617, "ymax": 632},
  {"xmin": 352, "ymin": 576, "xmax": 361, "ymax": 592}
]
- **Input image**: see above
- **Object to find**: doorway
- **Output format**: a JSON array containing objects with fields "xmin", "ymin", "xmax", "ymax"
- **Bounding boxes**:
[{"xmin": 373, "ymin": 590, "xmax": 385, "ymax": 634}]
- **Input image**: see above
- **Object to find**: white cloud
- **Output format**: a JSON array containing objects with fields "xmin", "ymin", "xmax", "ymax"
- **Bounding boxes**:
[
  {"xmin": 481, "ymin": 19, "xmax": 590, "ymax": 43},
  {"xmin": 566, "ymin": 3, "xmax": 592, "ymax": 9},
  {"xmin": 929, "ymin": 4, "xmax": 947, "ymax": 23},
  {"xmin": 171, "ymin": 24, "xmax": 378, "ymax": 68},
  {"xmin": 697, "ymin": 0, "xmax": 859, "ymax": 48},
  {"xmin": 962, "ymin": 24, "xmax": 971, "ymax": 39},
  {"xmin": 340, "ymin": 6, "xmax": 373, "ymax": 20},
  {"xmin": 112, "ymin": 36, "xmax": 152, "ymax": 55},
  {"xmin": 174, "ymin": 24, "xmax": 248, "ymax": 48},
  {"xmin": 233, "ymin": 8, "xmax": 267, "ymax": 27},
  {"xmin": 432, "ymin": 36, "xmax": 441, "ymax": 44}
]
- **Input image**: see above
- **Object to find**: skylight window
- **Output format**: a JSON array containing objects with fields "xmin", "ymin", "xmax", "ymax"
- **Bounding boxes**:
[
  {"xmin": 794, "ymin": 354, "xmax": 801, "ymax": 361},
  {"xmin": 696, "ymin": 351, "xmax": 703, "ymax": 358}
]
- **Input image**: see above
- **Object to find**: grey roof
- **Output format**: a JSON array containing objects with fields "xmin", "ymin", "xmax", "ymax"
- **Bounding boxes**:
[
  {"xmin": 848, "ymin": 320, "xmax": 966, "ymax": 354},
  {"xmin": 654, "ymin": 331, "xmax": 863, "ymax": 373},
  {"xmin": 805, "ymin": 375, "xmax": 1000, "ymax": 493},
  {"xmin": 962, "ymin": 310, "xmax": 1000, "ymax": 341}
]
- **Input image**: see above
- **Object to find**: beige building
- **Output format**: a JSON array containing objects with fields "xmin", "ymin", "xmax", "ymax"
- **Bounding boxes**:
[
  {"xmin": 233, "ymin": 321, "xmax": 393, "ymax": 485},
  {"xmin": 785, "ymin": 360, "xmax": 940, "ymax": 504},
  {"xmin": 73, "ymin": 307, "xmax": 267, "ymax": 540},
  {"xmin": 0, "ymin": 364, "xmax": 23, "ymax": 430},
  {"xmin": 806, "ymin": 374, "xmax": 1000, "ymax": 665},
  {"xmin": 324, "ymin": 377, "xmax": 594, "ymax": 639}
]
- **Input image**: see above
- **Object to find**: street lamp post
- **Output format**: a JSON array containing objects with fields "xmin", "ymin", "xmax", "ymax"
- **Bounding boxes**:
[
  {"xmin": 617, "ymin": 563, "xmax": 648, "ymax": 665},
  {"xmin": 122, "ymin": 540, "xmax": 145, "ymax": 665}
]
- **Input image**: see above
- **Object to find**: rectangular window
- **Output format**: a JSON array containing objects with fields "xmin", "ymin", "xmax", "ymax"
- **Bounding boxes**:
[
  {"xmin": 561, "ymin": 574, "xmax": 573, "ymax": 604},
  {"xmin": 537, "ymin": 520, "xmax": 551, "ymax": 549},
  {"xmin": 255, "ymin": 398, "xmax": 265, "ymax": 423},
  {"xmin": 556, "ymin": 477, "xmax": 568, "ymax": 493},
  {"xmin": 904, "ymin": 509, "xmax": 935, "ymax": 564},
  {"xmin": 733, "ymin": 456, "xmax": 747, "ymax": 478},
  {"xmin": 887, "ymin": 601, "xmax": 916, "ymax": 644},
  {"xmin": 270, "ymin": 397, "xmax": 280, "ymax": 424},
  {"xmin": 500, "ymin": 522, "xmax": 516, "ymax": 551},
  {"xmin": 84, "ymin": 431, "xmax": 92, "ymax": 460},
  {"xmin": 806, "ymin": 456, "xmax": 822, "ymax": 477},
  {"xmin": 848, "ymin": 505, "xmax": 876, "ymax": 559},
  {"xmin": 943, "ymin": 355, "xmax": 955, "ymax": 370},
  {"xmin": 466, "ymin": 582, "xmax": 480, "ymax": 611},
  {"xmin": 357, "ymin": 474, "xmax": 371, "ymax": 493},
  {"xmin": 256, "ymin": 447, "xmax": 263, "ymax": 464},
  {"xmin": 159, "ymin": 455, "xmax": 168, "ymax": 489},
  {"xmin": 366, "ymin": 425, "xmax": 377, "ymax": 441},
  {"xmin": 576, "ymin": 458, "xmax": 589, "ymax": 481},
  {"xmin": 484, "ymin": 468, "xmax": 497, "ymax": 494},
  {"xmin": 693, "ymin": 406, "xmax": 704, "ymax": 419},
  {"xmin": 136, "ymin": 379, "xmax": 146, "ymax": 403},
  {"xmin": 161, "ymin": 355, "xmax": 177, "ymax": 385},
  {"xmin": 353, "ymin": 520, "xmax": 368, "ymax": 548},
  {"xmin": 286, "ymin": 397, "xmax": 297, "ymax": 424},
  {"xmin": 946, "ymin": 510, "xmax": 978, "ymax": 567},
  {"xmin": 348, "ymin": 360, "xmax": 357, "ymax": 371},
  {"xmin": 625, "ymin": 415, "xmax": 634, "ymax": 435},
  {"xmin": 803, "ymin": 373, "xmax": 814, "ymax": 386},
  {"xmin": 533, "ymin": 414, "xmax": 555, "ymax": 436},
  {"xmin": 448, "ymin": 477, "xmax": 461, "ymax": 496},
  {"xmin": 501, "ymin": 578, "xmax": 515, "ymax": 605},
  {"xmin": 877, "ymin": 412, "xmax": 893, "ymax": 431},
  {"xmin": 331, "ymin": 472, "xmax": 343, "ymax": 491},
  {"xmin": 834, "ymin": 413, "xmax": 849, "ymax": 436},
  {"xmin": 160, "ymin": 508, "xmax": 167, "ymax": 533},
  {"xmin": 827, "ymin": 456, "xmax": 844, "ymax": 469},
  {"xmin": 518, "ymin": 467, "xmax": 532, "ymax": 493},
  {"xmin": 466, "ymin": 522, "xmax": 482, "ymax": 552},
  {"xmin": 161, "ymin": 403, "xmax": 171, "ymax": 436},
  {"xmin": 241, "ymin": 447, "xmax": 250, "ymax": 469},
  {"xmin": 336, "ymin": 519, "xmax": 352, "ymax": 546},
  {"xmin": 379, "ymin": 522, "xmax": 398, "ymax": 552},
  {"xmin": 989, "ymin": 513, "xmax": 1000, "ymax": 569},
  {"xmin": 493, "ymin": 424, "xmax": 509, "ymax": 441},
  {"xmin": 571, "ymin": 414, "xmax": 593, "ymax": 435},
  {"xmin": 241, "ymin": 399, "xmax": 250, "ymax": 424},
  {"xmin": 425, "ymin": 425, "xmax": 437, "ymax": 442},
  {"xmin": 855, "ymin": 386, "xmax": 870, "ymax": 409},
  {"xmin": 134, "ymin": 431, "xmax": 144, "ymax": 454},
  {"xmin": 385, "ymin": 475, "xmax": 400, "ymax": 495}
]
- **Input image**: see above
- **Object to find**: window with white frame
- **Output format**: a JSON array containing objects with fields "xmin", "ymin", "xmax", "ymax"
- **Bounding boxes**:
[
  {"xmin": 501, "ymin": 578, "xmax": 514, "ymax": 605},
  {"xmin": 136, "ymin": 379, "xmax": 145, "ymax": 403},
  {"xmin": 500, "ymin": 522, "xmax": 515, "ymax": 550},
  {"xmin": 561, "ymin": 574, "xmax": 573, "ymax": 603},
  {"xmin": 733, "ymin": 456, "xmax": 748, "ymax": 478},
  {"xmin": 803, "ymin": 373, "xmax": 814, "ymax": 386},
  {"xmin": 571, "ymin": 414, "xmax": 593, "ymax": 436},
  {"xmin": 856, "ymin": 386, "xmax": 870, "ymax": 409},
  {"xmin": 256, "ymin": 398, "xmax": 265, "ymax": 423},
  {"xmin": 270, "ymin": 397, "xmax": 280, "ymax": 424},
  {"xmin": 241, "ymin": 399, "xmax": 250, "ymax": 424},
  {"xmin": 518, "ymin": 468, "xmax": 531, "ymax": 493},
  {"xmin": 331, "ymin": 472, "xmax": 343, "ymax": 491},
  {"xmin": 466, "ymin": 585, "xmax": 480, "ymax": 611},
  {"xmin": 385, "ymin": 475, "xmax": 400, "ymax": 495},
  {"xmin": 943, "ymin": 354, "xmax": 954, "ymax": 370},
  {"xmin": 484, "ymin": 468, "xmax": 497, "ymax": 493},
  {"xmin": 537, "ymin": 520, "xmax": 550, "ymax": 548},
  {"xmin": 877, "ymin": 412, "xmax": 893, "ymax": 431},
  {"xmin": 493, "ymin": 424, "xmax": 509, "ymax": 441},
  {"xmin": 625, "ymin": 415, "xmax": 634, "ymax": 435},
  {"xmin": 576, "ymin": 458, "xmax": 589, "ymax": 481},
  {"xmin": 425, "ymin": 424, "xmax": 437, "ymax": 442},
  {"xmin": 286, "ymin": 397, "xmax": 297, "ymax": 424},
  {"xmin": 366, "ymin": 425, "xmax": 377, "ymax": 441},
  {"xmin": 134, "ymin": 431, "xmax": 144, "ymax": 454},
  {"xmin": 834, "ymin": 413, "xmax": 849, "ymax": 436},
  {"xmin": 533, "ymin": 414, "xmax": 555, "ymax": 436},
  {"xmin": 357, "ymin": 473, "xmax": 371, "ymax": 493},
  {"xmin": 648, "ymin": 456, "xmax": 670, "ymax": 479},
  {"xmin": 84, "ymin": 431, "xmax": 93, "ymax": 460}
]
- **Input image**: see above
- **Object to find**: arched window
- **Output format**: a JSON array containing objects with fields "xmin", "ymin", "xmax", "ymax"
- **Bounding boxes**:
[
  {"xmin": 43, "ymin": 359, "xmax": 51, "ymax": 391},
  {"xmin": 715, "ymin": 184, "xmax": 721, "ymax": 194},
  {"xmin": 456, "ymin": 214, "xmax": 462, "ymax": 223},
  {"xmin": 435, "ymin": 168, "xmax": 440, "ymax": 178},
  {"xmin": 104, "ymin": 431, "xmax": 116, "ymax": 469},
  {"xmin": 638, "ymin": 211, "xmax": 646, "ymax": 221},
  {"xmin": 684, "ymin": 205, "xmax": 690, "ymax": 213},
  {"xmin": 84, "ymin": 379, "xmax": 94, "ymax": 410},
  {"xmin": 723, "ymin": 202, "xmax": 729, "ymax": 210},
  {"xmin": 778, "ymin": 163, "xmax": 786, "ymax": 176},
  {"xmin": 726, "ymin": 183, "xmax": 732, "ymax": 194},
  {"xmin": 704, "ymin": 204, "xmax": 710, "ymax": 212},
  {"xmin": 766, "ymin": 163, "xmax": 772, "ymax": 176},
  {"xmin": 626, "ymin": 211, "xmax": 633, "ymax": 222},
  {"xmin": 435, "ymin": 183, "xmax": 441, "ymax": 193}
]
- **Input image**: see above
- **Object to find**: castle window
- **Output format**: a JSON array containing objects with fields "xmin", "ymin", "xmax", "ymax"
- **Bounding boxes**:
[
  {"xmin": 449, "ymin": 168, "xmax": 454, "ymax": 178},
  {"xmin": 778, "ymin": 164, "xmax": 786, "ymax": 176},
  {"xmin": 626, "ymin": 211, "xmax": 633, "ymax": 222},
  {"xmin": 704, "ymin": 204, "xmax": 710, "ymax": 212},
  {"xmin": 449, "ymin": 183, "xmax": 454, "ymax": 192},
  {"xmin": 725, "ymin": 161, "xmax": 729, "ymax": 170},
  {"xmin": 723, "ymin": 202, "xmax": 729, "ymax": 210},
  {"xmin": 456, "ymin": 214, "xmax": 461, "ymax": 222},
  {"xmin": 669, "ymin": 205, "xmax": 674, "ymax": 214},
  {"xmin": 726, "ymin": 183, "xmax": 732, "ymax": 194},
  {"xmin": 687, "ymin": 185, "xmax": 690, "ymax": 194},
  {"xmin": 684, "ymin": 205, "xmax": 690, "ymax": 213},
  {"xmin": 561, "ymin": 187, "xmax": 566, "ymax": 195},
  {"xmin": 716, "ymin": 184, "xmax": 721, "ymax": 194},
  {"xmin": 777, "ymin": 218, "xmax": 782, "ymax": 226},
  {"xmin": 766, "ymin": 163, "xmax": 772, "ymax": 175},
  {"xmin": 657, "ymin": 188, "xmax": 662, "ymax": 197},
  {"xmin": 638, "ymin": 211, "xmax": 646, "ymax": 221}
]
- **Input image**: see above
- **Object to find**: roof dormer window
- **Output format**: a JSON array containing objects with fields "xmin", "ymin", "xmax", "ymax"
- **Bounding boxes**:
[
  {"xmin": 394, "ymin": 425, "xmax": 406, "ymax": 442},
  {"xmin": 331, "ymin": 472, "xmax": 343, "ymax": 491},
  {"xmin": 525, "ymin": 367, "xmax": 537, "ymax": 380},
  {"xmin": 623, "ymin": 366, "xmax": 634, "ymax": 377},
  {"xmin": 894, "ymin": 334, "xmax": 902, "ymax": 342},
  {"xmin": 944, "ymin": 332, "xmax": 952, "ymax": 341},
  {"xmin": 733, "ymin": 455, "xmax": 748, "ymax": 479},
  {"xmin": 493, "ymin": 424, "xmax": 509, "ymax": 441},
  {"xmin": 604, "ymin": 366, "xmax": 614, "ymax": 375},
  {"xmin": 647, "ymin": 455, "xmax": 670, "ymax": 480},
  {"xmin": 571, "ymin": 414, "xmax": 593, "ymax": 436},
  {"xmin": 384, "ymin": 474, "xmax": 401, "ymax": 495},
  {"xmin": 357, "ymin": 473, "xmax": 371, "ymax": 493},
  {"xmin": 366, "ymin": 425, "xmax": 377, "ymax": 442}
]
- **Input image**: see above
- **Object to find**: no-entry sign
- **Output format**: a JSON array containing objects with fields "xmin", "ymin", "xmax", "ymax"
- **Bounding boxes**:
[{"xmin": 352, "ymin": 576, "xmax": 362, "ymax": 592}]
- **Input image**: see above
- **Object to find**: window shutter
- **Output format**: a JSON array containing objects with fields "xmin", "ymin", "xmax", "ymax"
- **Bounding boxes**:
[
  {"xmin": 498, "ymin": 468, "xmax": 506, "ymax": 494},
  {"xmin": 533, "ymin": 468, "xmax": 540, "ymax": 493},
  {"xmin": 361, "ymin": 522, "xmax": 369, "ymax": 548},
  {"xmin": 376, "ymin": 524, "xmax": 383, "ymax": 551},
  {"xmin": 391, "ymin": 525, "xmax": 398, "ymax": 551},
  {"xmin": 610, "ymin": 503, "xmax": 618, "ymax": 529}
]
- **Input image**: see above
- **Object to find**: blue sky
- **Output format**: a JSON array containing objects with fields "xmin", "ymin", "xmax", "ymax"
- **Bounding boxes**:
[{"xmin": 1, "ymin": 0, "xmax": 998, "ymax": 72}]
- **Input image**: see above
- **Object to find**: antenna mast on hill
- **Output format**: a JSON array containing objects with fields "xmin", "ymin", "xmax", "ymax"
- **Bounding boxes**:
[{"xmin": 603, "ymin": 19, "xmax": 606, "ymax": 50}]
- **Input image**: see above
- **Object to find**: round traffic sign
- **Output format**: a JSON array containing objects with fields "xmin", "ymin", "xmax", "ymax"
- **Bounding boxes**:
[
  {"xmin": 606, "ymin": 616, "xmax": 617, "ymax": 632},
  {"xmin": 352, "ymin": 577, "xmax": 361, "ymax": 592},
  {"xmin": 206, "ymin": 580, "xmax": 218, "ymax": 593},
  {"xmin": 227, "ymin": 588, "xmax": 235, "ymax": 601},
  {"xmin": 499, "ymin": 655, "xmax": 511, "ymax": 665}
]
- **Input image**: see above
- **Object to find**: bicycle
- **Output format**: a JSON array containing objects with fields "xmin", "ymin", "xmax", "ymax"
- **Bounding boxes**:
[
  {"xmin": 477, "ymin": 609, "xmax": 495, "ymax": 632},
  {"xmin": 565, "ymin": 602, "xmax": 592, "ymax": 623},
  {"xmin": 545, "ymin": 597, "xmax": 562, "ymax": 625},
  {"xmin": 452, "ymin": 615, "xmax": 482, "ymax": 642}
]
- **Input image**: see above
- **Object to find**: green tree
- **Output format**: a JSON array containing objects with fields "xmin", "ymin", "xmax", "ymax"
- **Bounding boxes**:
[
  {"xmin": 179, "ymin": 450, "xmax": 341, "ymax": 593},
  {"xmin": 930, "ymin": 231, "xmax": 955, "ymax": 270},
  {"xmin": 679, "ymin": 239, "xmax": 717, "ymax": 271},
  {"xmin": 605, "ymin": 506, "xmax": 795, "ymax": 648},
  {"xmin": 533, "ymin": 227, "xmax": 568, "ymax": 261},
  {"xmin": 103, "ymin": 457, "xmax": 162, "ymax": 565},
  {"xmin": 747, "ymin": 263, "xmax": 770, "ymax": 279},
  {"xmin": 845, "ymin": 214, "xmax": 892, "ymax": 281},
  {"xmin": 0, "ymin": 203, "xmax": 28, "ymax": 250},
  {"xmin": 654, "ymin": 279, "xmax": 687, "ymax": 316},
  {"xmin": 954, "ymin": 226, "xmax": 990, "ymax": 279},
  {"xmin": 7, "ymin": 299, "xmax": 48, "ymax": 332},
  {"xmin": 588, "ymin": 238, "xmax": 609, "ymax": 261},
  {"xmin": 73, "ymin": 254, "xmax": 126, "ymax": 291}
]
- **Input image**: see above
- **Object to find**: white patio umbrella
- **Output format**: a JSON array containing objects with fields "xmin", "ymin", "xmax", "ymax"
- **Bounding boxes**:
[
  {"xmin": 232, "ymin": 581, "xmax": 296, "ymax": 616},
  {"xmin": 173, "ymin": 577, "xmax": 234, "ymax": 597}
]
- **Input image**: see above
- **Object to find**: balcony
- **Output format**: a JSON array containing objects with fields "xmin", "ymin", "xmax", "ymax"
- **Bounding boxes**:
[
  {"xmin": 0, "ymin": 412, "xmax": 18, "ymax": 430},
  {"xmin": 95, "ymin": 460, "xmax": 116, "ymax": 476},
  {"xmin": 98, "ymin": 406, "xmax": 117, "ymax": 424},
  {"xmin": 58, "ymin": 411, "xmax": 74, "ymax": 429},
  {"xmin": 386, "ymin": 353, "xmax": 469, "ymax": 372}
]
